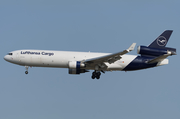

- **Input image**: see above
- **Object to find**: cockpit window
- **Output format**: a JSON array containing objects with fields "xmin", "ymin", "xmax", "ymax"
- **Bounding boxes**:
[{"xmin": 8, "ymin": 53, "xmax": 13, "ymax": 55}]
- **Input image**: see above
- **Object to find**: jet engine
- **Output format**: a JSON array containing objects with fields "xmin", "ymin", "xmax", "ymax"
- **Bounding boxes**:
[
  {"xmin": 68, "ymin": 61, "xmax": 87, "ymax": 74},
  {"xmin": 137, "ymin": 46, "xmax": 176, "ymax": 56}
]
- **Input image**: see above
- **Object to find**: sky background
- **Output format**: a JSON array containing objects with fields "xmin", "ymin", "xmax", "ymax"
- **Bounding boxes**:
[{"xmin": 0, "ymin": 0, "xmax": 180, "ymax": 119}]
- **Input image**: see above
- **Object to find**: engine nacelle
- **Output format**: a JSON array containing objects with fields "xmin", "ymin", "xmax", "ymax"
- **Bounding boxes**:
[
  {"xmin": 137, "ymin": 46, "xmax": 171, "ymax": 56},
  {"xmin": 68, "ymin": 61, "xmax": 85, "ymax": 69},
  {"xmin": 68, "ymin": 61, "xmax": 87, "ymax": 74}
]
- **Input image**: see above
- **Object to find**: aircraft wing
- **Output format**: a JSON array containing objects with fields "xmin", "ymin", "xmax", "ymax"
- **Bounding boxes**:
[{"xmin": 84, "ymin": 43, "xmax": 136, "ymax": 64}]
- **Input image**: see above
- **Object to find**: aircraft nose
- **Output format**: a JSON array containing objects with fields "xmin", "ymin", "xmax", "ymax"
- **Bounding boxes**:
[
  {"xmin": 4, "ymin": 55, "xmax": 7, "ymax": 60},
  {"xmin": 4, "ymin": 55, "xmax": 9, "ymax": 61}
]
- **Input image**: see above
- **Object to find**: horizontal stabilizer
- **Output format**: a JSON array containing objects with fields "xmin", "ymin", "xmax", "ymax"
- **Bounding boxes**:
[
  {"xmin": 148, "ymin": 54, "xmax": 170, "ymax": 64},
  {"xmin": 147, "ymin": 50, "xmax": 176, "ymax": 64}
]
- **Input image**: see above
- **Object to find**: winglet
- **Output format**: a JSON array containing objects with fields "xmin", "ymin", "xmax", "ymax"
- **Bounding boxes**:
[{"xmin": 127, "ymin": 43, "xmax": 136, "ymax": 51}]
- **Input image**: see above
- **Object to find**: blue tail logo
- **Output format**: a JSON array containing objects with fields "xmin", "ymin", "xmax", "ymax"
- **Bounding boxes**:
[
  {"xmin": 148, "ymin": 30, "xmax": 173, "ymax": 48},
  {"xmin": 157, "ymin": 36, "xmax": 167, "ymax": 46}
]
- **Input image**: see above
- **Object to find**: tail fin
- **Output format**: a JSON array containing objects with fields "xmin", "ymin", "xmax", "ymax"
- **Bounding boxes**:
[
  {"xmin": 148, "ymin": 30, "xmax": 173, "ymax": 48},
  {"xmin": 147, "ymin": 30, "xmax": 176, "ymax": 55}
]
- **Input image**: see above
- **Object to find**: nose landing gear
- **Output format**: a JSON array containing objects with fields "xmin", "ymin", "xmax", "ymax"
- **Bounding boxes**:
[
  {"xmin": 25, "ymin": 66, "xmax": 29, "ymax": 74},
  {"xmin": 25, "ymin": 71, "xmax": 28, "ymax": 74}
]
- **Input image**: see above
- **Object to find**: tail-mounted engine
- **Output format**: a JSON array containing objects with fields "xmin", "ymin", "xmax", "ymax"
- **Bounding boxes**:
[
  {"xmin": 68, "ymin": 61, "xmax": 88, "ymax": 74},
  {"xmin": 137, "ymin": 46, "xmax": 176, "ymax": 56}
]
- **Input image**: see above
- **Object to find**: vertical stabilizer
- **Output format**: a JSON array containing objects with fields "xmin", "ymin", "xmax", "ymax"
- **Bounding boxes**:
[{"xmin": 148, "ymin": 30, "xmax": 173, "ymax": 48}]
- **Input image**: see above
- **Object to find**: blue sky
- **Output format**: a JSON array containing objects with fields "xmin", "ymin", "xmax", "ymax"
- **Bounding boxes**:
[{"xmin": 0, "ymin": 1, "xmax": 180, "ymax": 119}]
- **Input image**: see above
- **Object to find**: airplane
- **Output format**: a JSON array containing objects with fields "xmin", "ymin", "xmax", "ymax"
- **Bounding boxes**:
[{"xmin": 4, "ymin": 30, "xmax": 176, "ymax": 79}]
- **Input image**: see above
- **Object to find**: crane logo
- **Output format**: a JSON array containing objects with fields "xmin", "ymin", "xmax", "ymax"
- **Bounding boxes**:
[{"xmin": 157, "ymin": 36, "xmax": 167, "ymax": 46}]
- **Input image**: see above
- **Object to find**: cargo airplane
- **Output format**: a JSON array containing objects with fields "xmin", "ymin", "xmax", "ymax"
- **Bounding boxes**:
[{"xmin": 4, "ymin": 30, "xmax": 176, "ymax": 79}]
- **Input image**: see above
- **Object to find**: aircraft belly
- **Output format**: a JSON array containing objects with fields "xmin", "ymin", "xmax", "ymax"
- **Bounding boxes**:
[
  {"xmin": 123, "ymin": 56, "xmax": 158, "ymax": 71},
  {"xmin": 106, "ymin": 63, "xmax": 123, "ymax": 71}
]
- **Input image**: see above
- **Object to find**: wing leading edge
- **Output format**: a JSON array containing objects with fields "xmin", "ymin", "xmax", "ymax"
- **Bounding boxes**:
[{"xmin": 84, "ymin": 43, "xmax": 136, "ymax": 64}]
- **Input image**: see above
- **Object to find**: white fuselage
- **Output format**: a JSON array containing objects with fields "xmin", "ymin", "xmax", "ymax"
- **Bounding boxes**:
[{"xmin": 4, "ymin": 50, "xmax": 138, "ymax": 71}]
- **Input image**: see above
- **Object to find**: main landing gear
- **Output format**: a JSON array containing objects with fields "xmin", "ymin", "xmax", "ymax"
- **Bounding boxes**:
[{"xmin": 91, "ymin": 71, "xmax": 101, "ymax": 79}]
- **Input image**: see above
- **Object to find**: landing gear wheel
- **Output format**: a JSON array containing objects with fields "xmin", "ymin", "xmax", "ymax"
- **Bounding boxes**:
[
  {"xmin": 92, "ymin": 72, "xmax": 96, "ymax": 79},
  {"xmin": 25, "ymin": 71, "xmax": 28, "ymax": 74},
  {"xmin": 92, "ymin": 75, "xmax": 95, "ymax": 79},
  {"xmin": 91, "ymin": 71, "xmax": 101, "ymax": 79},
  {"xmin": 96, "ymin": 72, "xmax": 100, "ymax": 79},
  {"xmin": 97, "ymin": 72, "xmax": 101, "ymax": 76}
]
